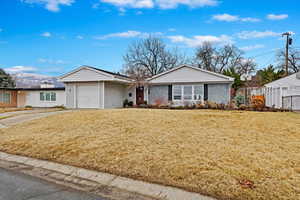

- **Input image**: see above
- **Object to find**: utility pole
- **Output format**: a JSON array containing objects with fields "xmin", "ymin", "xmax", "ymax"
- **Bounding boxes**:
[{"xmin": 282, "ymin": 32, "xmax": 293, "ymax": 76}]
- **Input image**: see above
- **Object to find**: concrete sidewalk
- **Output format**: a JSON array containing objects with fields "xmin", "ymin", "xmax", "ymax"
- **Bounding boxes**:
[
  {"xmin": 0, "ymin": 109, "xmax": 72, "ymax": 128},
  {"xmin": 0, "ymin": 152, "xmax": 215, "ymax": 200}
]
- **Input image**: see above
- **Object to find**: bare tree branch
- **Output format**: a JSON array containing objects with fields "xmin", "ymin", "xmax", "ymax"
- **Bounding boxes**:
[
  {"xmin": 194, "ymin": 43, "xmax": 256, "ymax": 75},
  {"xmin": 277, "ymin": 48, "xmax": 300, "ymax": 73},
  {"xmin": 123, "ymin": 36, "xmax": 188, "ymax": 81}
]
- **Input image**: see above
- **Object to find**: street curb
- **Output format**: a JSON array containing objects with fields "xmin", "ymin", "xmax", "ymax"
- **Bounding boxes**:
[{"xmin": 0, "ymin": 152, "xmax": 215, "ymax": 200}]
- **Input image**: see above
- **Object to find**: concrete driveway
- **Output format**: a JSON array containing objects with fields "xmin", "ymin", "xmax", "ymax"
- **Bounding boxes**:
[
  {"xmin": 0, "ymin": 167, "xmax": 107, "ymax": 200},
  {"xmin": 0, "ymin": 109, "xmax": 71, "ymax": 128}
]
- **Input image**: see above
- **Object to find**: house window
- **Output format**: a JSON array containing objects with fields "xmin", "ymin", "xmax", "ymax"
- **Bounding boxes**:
[
  {"xmin": 0, "ymin": 92, "xmax": 11, "ymax": 104},
  {"xmin": 194, "ymin": 85, "xmax": 203, "ymax": 101},
  {"xmin": 183, "ymin": 85, "xmax": 193, "ymax": 100},
  {"xmin": 173, "ymin": 85, "xmax": 204, "ymax": 101},
  {"xmin": 173, "ymin": 85, "xmax": 182, "ymax": 100},
  {"xmin": 40, "ymin": 92, "xmax": 56, "ymax": 102}
]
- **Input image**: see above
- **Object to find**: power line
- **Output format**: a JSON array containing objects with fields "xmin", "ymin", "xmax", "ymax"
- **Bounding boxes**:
[{"xmin": 248, "ymin": 49, "xmax": 279, "ymax": 59}]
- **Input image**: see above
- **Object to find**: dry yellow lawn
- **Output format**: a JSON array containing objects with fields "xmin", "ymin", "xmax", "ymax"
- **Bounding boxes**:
[
  {"xmin": 0, "ymin": 107, "xmax": 32, "ymax": 113},
  {"xmin": 0, "ymin": 109, "xmax": 299, "ymax": 200}
]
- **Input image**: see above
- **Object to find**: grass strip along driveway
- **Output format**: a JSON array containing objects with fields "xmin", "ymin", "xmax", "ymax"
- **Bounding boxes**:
[{"xmin": 0, "ymin": 109, "xmax": 299, "ymax": 200}]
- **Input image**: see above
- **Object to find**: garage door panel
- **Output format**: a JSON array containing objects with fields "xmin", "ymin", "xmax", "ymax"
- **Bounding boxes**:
[{"xmin": 77, "ymin": 83, "xmax": 99, "ymax": 108}]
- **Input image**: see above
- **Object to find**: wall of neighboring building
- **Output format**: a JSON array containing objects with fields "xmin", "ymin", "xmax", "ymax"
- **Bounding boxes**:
[
  {"xmin": 104, "ymin": 82, "xmax": 126, "ymax": 108},
  {"xmin": 264, "ymin": 72, "xmax": 300, "ymax": 110},
  {"xmin": 0, "ymin": 90, "xmax": 17, "ymax": 108},
  {"xmin": 23, "ymin": 90, "xmax": 65, "ymax": 108},
  {"xmin": 208, "ymin": 83, "xmax": 231, "ymax": 104}
]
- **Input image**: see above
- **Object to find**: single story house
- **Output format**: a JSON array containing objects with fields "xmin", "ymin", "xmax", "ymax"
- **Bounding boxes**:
[
  {"xmin": 146, "ymin": 65, "xmax": 234, "ymax": 106},
  {"xmin": 0, "ymin": 65, "xmax": 234, "ymax": 109},
  {"xmin": 59, "ymin": 66, "xmax": 135, "ymax": 109},
  {"xmin": 0, "ymin": 87, "xmax": 65, "ymax": 108},
  {"xmin": 59, "ymin": 65, "xmax": 233, "ymax": 109},
  {"xmin": 264, "ymin": 72, "xmax": 300, "ymax": 110}
]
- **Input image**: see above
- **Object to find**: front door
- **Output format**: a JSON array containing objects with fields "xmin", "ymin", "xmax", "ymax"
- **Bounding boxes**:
[{"xmin": 136, "ymin": 86, "xmax": 144, "ymax": 105}]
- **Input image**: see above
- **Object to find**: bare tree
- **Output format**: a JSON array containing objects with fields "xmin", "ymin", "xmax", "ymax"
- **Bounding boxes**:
[
  {"xmin": 123, "ymin": 37, "xmax": 187, "ymax": 80},
  {"xmin": 194, "ymin": 43, "xmax": 256, "ymax": 75},
  {"xmin": 194, "ymin": 42, "xmax": 216, "ymax": 71},
  {"xmin": 236, "ymin": 58, "xmax": 256, "ymax": 75},
  {"xmin": 277, "ymin": 48, "xmax": 300, "ymax": 73}
]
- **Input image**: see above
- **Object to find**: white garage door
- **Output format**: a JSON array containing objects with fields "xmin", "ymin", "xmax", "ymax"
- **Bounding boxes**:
[{"xmin": 77, "ymin": 83, "xmax": 99, "ymax": 108}]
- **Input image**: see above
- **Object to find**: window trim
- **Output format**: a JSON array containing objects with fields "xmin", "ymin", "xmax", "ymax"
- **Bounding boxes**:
[
  {"xmin": 40, "ymin": 92, "xmax": 57, "ymax": 102},
  {"xmin": 172, "ymin": 84, "xmax": 204, "ymax": 102}
]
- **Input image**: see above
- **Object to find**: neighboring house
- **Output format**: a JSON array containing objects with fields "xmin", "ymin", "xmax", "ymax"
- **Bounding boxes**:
[
  {"xmin": 0, "ymin": 65, "xmax": 234, "ymax": 109},
  {"xmin": 146, "ymin": 65, "xmax": 234, "ymax": 106},
  {"xmin": 0, "ymin": 87, "xmax": 65, "ymax": 108},
  {"xmin": 264, "ymin": 72, "xmax": 300, "ymax": 110},
  {"xmin": 17, "ymin": 88, "xmax": 65, "ymax": 108}
]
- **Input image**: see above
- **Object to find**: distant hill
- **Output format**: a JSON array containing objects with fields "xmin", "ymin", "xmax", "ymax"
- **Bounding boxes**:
[{"xmin": 11, "ymin": 73, "xmax": 64, "ymax": 88}]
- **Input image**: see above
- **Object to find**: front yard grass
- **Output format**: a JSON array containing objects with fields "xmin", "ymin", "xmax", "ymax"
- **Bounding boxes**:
[{"xmin": 0, "ymin": 109, "xmax": 299, "ymax": 200}]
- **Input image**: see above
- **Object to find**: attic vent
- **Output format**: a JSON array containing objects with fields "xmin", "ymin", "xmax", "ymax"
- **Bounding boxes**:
[{"xmin": 296, "ymin": 72, "xmax": 300, "ymax": 79}]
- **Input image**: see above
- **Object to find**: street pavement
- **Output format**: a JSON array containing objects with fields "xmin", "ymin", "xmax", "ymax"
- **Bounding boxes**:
[{"xmin": 0, "ymin": 168, "xmax": 107, "ymax": 200}]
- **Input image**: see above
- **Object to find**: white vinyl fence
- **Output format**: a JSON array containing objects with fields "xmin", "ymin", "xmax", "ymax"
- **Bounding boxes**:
[
  {"xmin": 282, "ymin": 96, "xmax": 300, "ymax": 110},
  {"xmin": 248, "ymin": 86, "xmax": 300, "ymax": 110}
]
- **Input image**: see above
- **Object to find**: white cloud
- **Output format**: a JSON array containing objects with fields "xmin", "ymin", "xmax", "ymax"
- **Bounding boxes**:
[
  {"xmin": 38, "ymin": 58, "xmax": 65, "ymax": 64},
  {"xmin": 101, "ymin": 0, "xmax": 154, "ymax": 8},
  {"xmin": 95, "ymin": 31, "xmax": 142, "ymax": 40},
  {"xmin": 21, "ymin": 0, "xmax": 74, "ymax": 12},
  {"xmin": 118, "ymin": 7, "xmax": 126, "ymax": 15},
  {"xmin": 267, "ymin": 14, "xmax": 288, "ymax": 20},
  {"xmin": 237, "ymin": 30, "xmax": 280, "ymax": 39},
  {"xmin": 41, "ymin": 32, "xmax": 51, "ymax": 37},
  {"xmin": 100, "ymin": 0, "xmax": 218, "ymax": 9},
  {"xmin": 92, "ymin": 3, "xmax": 100, "ymax": 9},
  {"xmin": 76, "ymin": 35, "xmax": 84, "ymax": 39},
  {"xmin": 4, "ymin": 66, "xmax": 37, "ymax": 73},
  {"xmin": 240, "ymin": 17, "xmax": 260, "ymax": 22},
  {"xmin": 240, "ymin": 44, "xmax": 265, "ymax": 51},
  {"xmin": 168, "ymin": 34, "xmax": 233, "ymax": 47},
  {"xmin": 212, "ymin": 13, "xmax": 260, "ymax": 22},
  {"xmin": 95, "ymin": 30, "xmax": 162, "ymax": 40},
  {"xmin": 212, "ymin": 14, "xmax": 239, "ymax": 22},
  {"xmin": 155, "ymin": 0, "xmax": 218, "ymax": 9},
  {"xmin": 168, "ymin": 28, "xmax": 176, "ymax": 32}
]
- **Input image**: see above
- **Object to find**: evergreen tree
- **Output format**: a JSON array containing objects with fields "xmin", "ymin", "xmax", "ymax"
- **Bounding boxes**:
[{"xmin": 0, "ymin": 68, "xmax": 16, "ymax": 88}]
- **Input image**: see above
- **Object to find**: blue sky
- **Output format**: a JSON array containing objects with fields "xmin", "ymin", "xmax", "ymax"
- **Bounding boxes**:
[{"xmin": 0, "ymin": 0, "xmax": 299, "ymax": 77}]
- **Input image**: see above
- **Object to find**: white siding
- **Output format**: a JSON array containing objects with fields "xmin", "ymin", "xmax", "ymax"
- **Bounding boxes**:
[
  {"xmin": 77, "ymin": 83, "xmax": 100, "ymax": 108},
  {"xmin": 65, "ymin": 83, "xmax": 76, "ymax": 108},
  {"xmin": 61, "ymin": 68, "xmax": 113, "ymax": 82},
  {"xmin": 104, "ymin": 82, "xmax": 126, "ymax": 108},
  {"xmin": 126, "ymin": 86, "xmax": 136, "ymax": 105},
  {"xmin": 264, "ymin": 73, "xmax": 300, "ymax": 110},
  {"xmin": 149, "ymin": 67, "xmax": 232, "ymax": 84},
  {"xmin": 265, "ymin": 73, "xmax": 300, "ymax": 88},
  {"xmin": 25, "ymin": 90, "xmax": 65, "ymax": 108},
  {"xmin": 65, "ymin": 82, "xmax": 104, "ymax": 109}
]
